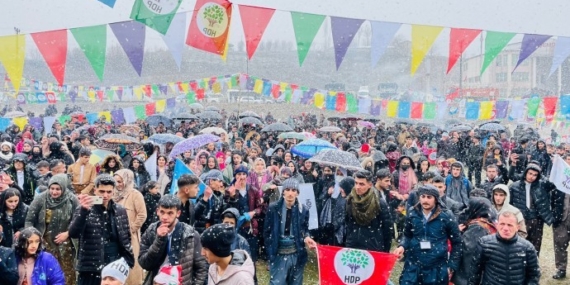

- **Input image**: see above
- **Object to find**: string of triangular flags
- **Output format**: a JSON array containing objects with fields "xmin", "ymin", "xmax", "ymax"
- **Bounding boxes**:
[{"xmin": 2, "ymin": 0, "xmax": 570, "ymax": 95}]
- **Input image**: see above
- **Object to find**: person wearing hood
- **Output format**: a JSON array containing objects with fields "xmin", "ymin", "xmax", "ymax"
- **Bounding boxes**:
[
  {"xmin": 490, "ymin": 184, "xmax": 527, "ymax": 238},
  {"xmin": 508, "ymin": 163, "xmax": 553, "ymax": 256},
  {"xmin": 452, "ymin": 197, "xmax": 497, "ymax": 285},
  {"xmin": 0, "ymin": 142, "xmax": 13, "ymax": 171},
  {"xmin": 129, "ymin": 156, "xmax": 151, "ymax": 190},
  {"xmin": 221, "ymin": 208, "xmax": 252, "ymax": 255},
  {"xmin": 319, "ymin": 177, "xmax": 351, "ymax": 246},
  {"xmin": 394, "ymin": 185, "xmax": 462, "ymax": 285},
  {"xmin": 25, "ymin": 174, "xmax": 79, "ymax": 285},
  {"xmin": 29, "ymin": 145, "xmax": 44, "ymax": 165},
  {"xmin": 391, "ymin": 155, "xmax": 418, "ymax": 203},
  {"xmin": 5, "ymin": 153, "xmax": 37, "ymax": 205},
  {"xmin": 100, "ymin": 154, "xmax": 124, "ymax": 176},
  {"xmin": 47, "ymin": 141, "xmax": 75, "ymax": 166},
  {"xmin": 262, "ymin": 166, "xmax": 292, "ymax": 205},
  {"xmin": 385, "ymin": 142, "xmax": 400, "ymax": 173},
  {"xmin": 0, "ymin": 188, "xmax": 28, "ymax": 248},
  {"xmin": 116, "ymin": 144, "xmax": 132, "ymax": 170},
  {"xmin": 201, "ymin": 223, "xmax": 255, "ymax": 285},
  {"xmin": 531, "ymin": 139, "xmax": 551, "ymax": 177},
  {"xmin": 444, "ymin": 162, "xmax": 472, "ymax": 208}
]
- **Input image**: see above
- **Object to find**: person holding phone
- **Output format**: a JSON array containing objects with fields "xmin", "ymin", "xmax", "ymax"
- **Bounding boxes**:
[{"xmin": 69, "ymin": 174, "xmax": 134, "ymax": 285}]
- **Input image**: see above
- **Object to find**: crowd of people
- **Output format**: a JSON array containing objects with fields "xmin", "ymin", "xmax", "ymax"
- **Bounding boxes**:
[{"xmin": 0, "ymin": 105, "xmax": 567, "ymax": 285}]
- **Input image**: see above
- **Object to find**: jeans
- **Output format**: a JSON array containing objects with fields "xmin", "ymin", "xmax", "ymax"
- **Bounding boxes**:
[{"xmin": 269, "ymin": 253, "xmax": 305, "ymax": 285}]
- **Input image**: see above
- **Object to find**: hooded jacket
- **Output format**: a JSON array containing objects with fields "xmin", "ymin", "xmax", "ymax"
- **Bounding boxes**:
[
  {"xmin": 445, "ymin": 162, "xmax": 472, "ymax": 207},
  {"xmin": 47, "ymin": 142, "xmax": 74, "ymax": 166},
  {"xmin": 5, "ymin": 156, "xmax": 37, "ymax": 205},
  {"xmin": 508, "ymin": 164, "xmax": 553, "ymax": 225},
  {"xmin": 530, "ymin": 139, "xmax": 551, "ymax": 176},
  {"xmin": 207, "ymin": 250, "xmax": 255, "ymax": 285},
  {"xmin": 491, "ymin": 184, "xmax": 527, "ymax": 237}
]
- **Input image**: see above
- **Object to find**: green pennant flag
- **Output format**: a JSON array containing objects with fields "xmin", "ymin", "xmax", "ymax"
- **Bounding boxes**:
[
  {"xmin": 527, "ymin": 97, "xmax": 541, "ymax": 118},
  {"xmin": 423, "ymin": 102, "xmax": 436, "ymax": 119},
  {"xmin": 230, "ymin": 75, "xmax": 238, "ymax": 89},
  {"xmin": 151, "ymin": 84, "xmax": 160, "ymax": 97},
  {"xmin": 106, "ymin": 90, "xmax": 115, "ymax": 101},
  {"xmin": 58, "ymin": 115, "xmax": 71, "ymax": 125},
  {"xmin": 57, "ymin": 92, "xmax": 66, "ymax": 102},
  {"xmin": 134, "ymin": 105, "xmax": 146, "ymax": 119},
  {"xmin": 290, "ymin": 12, "xmax": 325, "ymax": 66},
  {"xmin": 130, "ymin": 0, "xmax": 183, "ymax": 35},
  {"xmin": 284, "ymin": 87, "xmax": 292, "ymax": 102},
  {"xmin": 187, "ymin": 91, "xmax": 196, "ymax": 104},
  {"xmin": 70, "ymin": 25, "xmax": 107, "ymax": 82},
  {"xmin": 347, "ymin": 93, "xmax": 358, "ymax": 113},
  {"xmin": 480, "ymin": 31, "xmax": 516, "ymax": 75}
]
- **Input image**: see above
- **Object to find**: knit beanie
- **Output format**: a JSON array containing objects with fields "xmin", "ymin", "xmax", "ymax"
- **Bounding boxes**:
[
  {"xmin": 101, "ymin": 258, "xmax": 130, "ymax": 284},
  {"xmin": 418, "ymin": 185, "xmax": 440, "ymax": 200},
  {"xmin": 281, "ymin": 178, "xmax": 300, "ymax": 192},
  {"xmin": 200, "ymin": 223, "xmax": 235, "ymax": 258},
  {"xmin": 234, "ymin": 165, "xmax": 248, "ymax": 176},
  {"xmin": 339, "ymin": 177, "xmax": 355, "ymax": 195}
]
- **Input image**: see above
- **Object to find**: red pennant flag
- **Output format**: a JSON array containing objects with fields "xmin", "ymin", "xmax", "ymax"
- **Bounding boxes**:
[
  {"xmin": 336, "ymin": 92, "xmax": 347, "ymax": 112},
  {"xmin": 411, "ymin": 102, "xmax": 423, "ymax": 119},
  {"xmin": 145, "ymin": 103, "xmax": 156, "ymax": 116},
  {"xmin": 97, "ymin": 90, "xmax": 104, "ymax": 102},
  {"xmin": 31, "ymin": 30, "xmax": 68, "ymax": 86},
  {"xmin": 447, "ymin": 28, "xmax": 481, "ymax": 73},
  {"xmin": 317, "ymin": 245, "xmax": 398, "ymax": 285},
  {"xmin": 271, "ymin": 84, "xmax": 280, "ymax": 99},
  {"xmin": 144, "ymin": 84, "xmax": 152, "ymax": 97},
  {"xmin": 190, "ymin": 81, "xmax": 198, "ymax": 91},
  {"xmin": 186, "ymin": 0, "xmax": 232, "ymax": 56},
  {"xmin": 543, "ymin": 96, "xmax": 558, "ymax": 122},
  {"xmin": 196, "ymin": 89, "xmax": 205, "ymax": 100},
  {"xmin": 239, "ymin": 5, "xmax": 275, "ymax": 59},
  {"xmin": 46, "ymin": 92, "xmax": 57, "ymax": 104}
]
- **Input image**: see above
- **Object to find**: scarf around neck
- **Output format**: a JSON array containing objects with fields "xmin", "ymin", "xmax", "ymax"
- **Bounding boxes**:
[
  {"xmin": 348, "ymin": 188, "xmax": 380, "ymax": 226},
  {"xmin": 113, "ymin": 169, "xmax": 136, "ymax": 203}
]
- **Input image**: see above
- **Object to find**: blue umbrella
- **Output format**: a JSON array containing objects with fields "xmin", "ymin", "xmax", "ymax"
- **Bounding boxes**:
[
  {"xmin": 148, "ymin": 134, "xmax": 185, "ymax": 145},
  {"xmin": 145, "ymin": 114, "xmax": 173, "ymax": 127},
  {"xmin": 169, "ymin": 134, "xmax": 220, "ymax": 159},
  {"xmin": 291, "ymin": 139, "xmax": 336, "ymax": 158}
]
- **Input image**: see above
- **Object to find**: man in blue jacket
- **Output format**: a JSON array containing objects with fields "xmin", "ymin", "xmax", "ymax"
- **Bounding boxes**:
[{"xmin": 394, "ymin": 185, "xmax": 462, "ymax": 285}]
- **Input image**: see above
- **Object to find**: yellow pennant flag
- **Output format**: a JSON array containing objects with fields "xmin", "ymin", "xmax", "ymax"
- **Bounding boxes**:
[
  {"xmin": 180, "ymin": 83, "xmax": 189, "ymax": 94},
  {"xmin": 13, "ymin": 117, "xmax": 28, "ymax": 130},
  {"xmin": 253, "ymin": 79, "xmax": 263, "ymax": 94},
  {"xmin": 411, "ymin": 25, "xmax": 444, "ymax": 76},
  {"xmin": 133, "ymin": 86, "xmax": 143, "ymax": 100},
  {"xmin": 479, "ymin": 101, "xmax": 494, "ymax": 120},
  {"xmin": 387, "ymin": 101, "xmax": 399, "ymax": 117},
  {"xmin": 99, "ymin": 111, "xmax": 111, "ymax": 122},
  {"xmin": 212, "ymin": 82, "xmax": 222, "ymax": 94},
  {"xmin": 87, "ymin": 90, "xmax": 96, "ymax": 102},
  {"xmin": 314, "ymin": 92, "xmax": 325, "ymax": 109},
  {"xmin": 156, "ymin": 99, "xmax": 166, "ymax": 113},
  {"xmin": 0, "ymin": 35, "xmax": 26, "ymax": 93},
  {"xmin": 168, "ymin": 82, "xmax": 177, "ymax": 93}
]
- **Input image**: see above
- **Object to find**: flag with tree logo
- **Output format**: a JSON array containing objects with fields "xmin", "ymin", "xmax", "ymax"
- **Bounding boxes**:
[
  {"xmin": 186, "ymin": 0, "xmax": 232, "ymax": 56},
  {"xmin": 130, "ymin": 0, "xmax": 183, "ymax": 34}
]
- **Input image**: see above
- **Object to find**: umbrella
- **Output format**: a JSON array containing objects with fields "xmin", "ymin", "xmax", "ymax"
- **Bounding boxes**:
[
  {"xmin": 239, "ymin": 116, "xmax": 264, "ymax": 125},
  {"xmin": 199, "ymin": 127, "xmax": 227, "ymax": 135},
  {"xmin": 146, "ymin": 114, "xmax": 173, "ymax": 127},
  {"xmin": 291, "ymin": 139, "xmax": 336, "ymax": 158},
  {"xmin": 309, "ymin": 149, "xmax": 363, "ymax": 171},
  {"xmin": 372, "ymin": 151, "xmax": 388, "ymax": 162},
  {"xmin": 363, "ymin": 115, "xmax": 381, "ymax": 123},
  {"xmin": 95, "ymin": 134, "xmax": 141, "ymax": 151},
  {"xmin": 3, "ymin": 111, "xmax": 27, "ymax": 118},
  {"xmin": 119, "ymin": 124, "xmax": 141, "ymax": 136},
  {"xmin": 299, "ymin": 132, "xmax": 316, "ymax": 139},
  {"xmin": 319, "ymin": 126, "xmax": 342, "ymax": 133},
  {"xmin": 479, "ymin": 123, "xmax": 505, "ymax": 132},
  {"xmin": 341, "ymin": 114, "xmax": 362, "ymax": 121},
  {"xmin": 278, "ymin": 132, "xmax": 307, "ymax": 141},
  {"xmin": 450, "ymin": 125, "xmax": 472, "ymax": 132},
  {"xmin": 89, "ymin": 149, "xmax": 115, "ymax": 165},
  {"xmin": 188, "ymin": 103, "xmax": 204, "ymax": 109},
  {"xmin": 327, "ymin": 116, "xmax": 341, "ymax": 121},
  {"xmin": 171, "ymin": 113, "xmax": 198, "ymax": 121},
  {"xmin": 197, "ymin": 111, "xmax": 223, "ymax": 120},
  {"xmin": 205, "ymin": 106, "xmax": 220, "ymax": 112},
  {"xmin": 239, "ymin": 111, "xmax": 261, "ymax": 119},
  {"xmin": 445, "ymin": 119, "xmax": 462, "ymax": 126},
  {"xmin": 148, "ymin": 134, "xmax": 185, "ymax": 145},
  {"xmin": 261, "ymin": 122, "xmax": 293, "ymax": 132},
  {"xmin": 358, "ymin": 121, "xmax": 376, "ymax": 129},
  {"xmin": 169, "ymin": 134, "xmax": 220, "ymax": 158},
  {"xmin": 396, "ymin": 118, "xmax": 414, "ymax": 125}
]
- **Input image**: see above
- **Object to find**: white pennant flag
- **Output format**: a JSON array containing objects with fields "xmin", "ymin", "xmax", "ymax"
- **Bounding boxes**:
[
  {"xmin": 145, "ymin": 151, "xmax": 158, "ymax": 181},
  {"xmin": 549, "ymin": 155, "xmax": 570, "ymax": 194}
]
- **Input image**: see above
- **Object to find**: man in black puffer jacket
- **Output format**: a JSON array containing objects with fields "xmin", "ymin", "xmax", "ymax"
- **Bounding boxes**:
[
  {"xmin": 508, "ymin": 163, "xmax": 553, "ymax": 255},
  {"xmin": 469, "ymin": 211, "xmax": 540, "ymax": 285},
  {"xmin": 69, "ymin": 174, "xmax": 134, "ymax": 285}
]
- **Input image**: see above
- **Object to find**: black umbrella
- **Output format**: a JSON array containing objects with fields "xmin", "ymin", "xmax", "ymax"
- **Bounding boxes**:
[
  {"xmin": 239, "ymin": 111, "xmax": 261, "ymax": 119},
  {"xmin": 478, "ymin": 120, "xmax": 501, "ymax": 127},
  {"xmin": 239, "ymin": 116, "xmax": 264, "ymax": 125},
  {"xmin": 479, "ymin": 123, "xmax": 505, "ymax": 132},
  {"xmin": 171, "ymin": 112, "xmax": 198, "ymax": 120},
  {"xmin": 449, "ymin": 124, "xmax": 472, "ymax": 132},
  {"xmin": 197, "ymin": 111, "xmax": 223, "ymax": 120},
  {"xmin": 146, "ymin": 114, "xmax": 173, "ymax": 127},
  {"xmin": 205, "ymin": 106, "xmax": 220, "ymax": 112},
  {"xmin": 309, "ymin": 149, "xmax": 363, "ymax": 171},
  {"xmin": 261, "ymin": 122, "xmax": 293, "ymax": 132},
  {"xmin": 327, "ymin": 116, "xmax": 341, "ymax": 121},
  {"xmin": 341, "ymin": 114, "xmax": 362, "ymax": 121},
  {"xmin": 372, "ymin": 151, "xmax": 387, "ymax": 162}
]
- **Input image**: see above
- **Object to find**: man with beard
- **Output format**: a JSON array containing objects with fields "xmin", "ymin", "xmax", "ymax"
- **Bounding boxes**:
[
  {"xmin": 481, "ymin": 164, "xmax": 507, "ymax": 198},
  {"xmin": 445, "ymin": 162, "xmax": 472, "ymax": 209}
]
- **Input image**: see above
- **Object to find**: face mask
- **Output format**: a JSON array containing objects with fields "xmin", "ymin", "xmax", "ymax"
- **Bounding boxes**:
[
  {"xmin": 401, "ymin": 165, "xmax": 410, "ymax": 171},
  {"xmin": 1, "ymin": 150, "xmax": 9, "ymax": 155}
]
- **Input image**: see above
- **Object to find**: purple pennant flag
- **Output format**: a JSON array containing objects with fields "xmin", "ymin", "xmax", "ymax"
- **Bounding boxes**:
[
  {"xmin": 246, "ymin": 77, "xmax": 255, "ymax": 91},
  {"xmin": 159, "ymin": 85, "xmax": 168, "ymax": 96},
  {"xmin": 370, "ymin": 21, "xmax": 401, "ymax": 68},
  {"xmin": 166, "ymin": 98, "xmax": 176, "ymax": 108},
  {"xmin": 550, "ymin": 37, "xmax": 570, "ymax": 76},
  {"xmin": 111, "ymin": 109, "xmax": 125, "ymax": 125},
  {"xmin": 515, "ymin": 34, "xmax": 551, "ymax": 71},
  {"xmin": 116, "ymin": 88, "xmax": 123, "ymax": 101},
  {"xmin": 29, "ymin": 117, "xmax": 43, "ymax": 131},
  {"xmin": 110, "ymin": 21, "xmax": 146, "ymax": 76},
  {"xmin": 495, "ymin": 101, "xmax": 509, "ymax": 119},
  {"xmin": 370, "ymin": 99, "xmax": 381, "ymax": 116},
  {"xmin": 68, "ymin": 90, "xmax": 77, "ymax": 103},
  {"xmin": 331, "ymin": 17, "xmax": 365, "ymax": 70}
]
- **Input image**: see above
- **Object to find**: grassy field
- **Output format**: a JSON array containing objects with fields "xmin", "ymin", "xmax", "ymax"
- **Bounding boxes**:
[{"xmin": 256, "ymin": 226, "xmax": 566, "ymax": 284}]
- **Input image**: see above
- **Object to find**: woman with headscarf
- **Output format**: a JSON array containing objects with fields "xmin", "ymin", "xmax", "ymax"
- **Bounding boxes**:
[
  {"xmin": 215, "ymin": 151, "xmax": 226, "ymax": 171},
  {"xmin": 116, "ymin": 144, "xmax": 132, "ymax": 168},
  {"xmin": 0, "ymin": 141, "xmax": 14, "ymax": 170},
  {"xmin": 25, "ymin": 174, "xmax": 79, "ymax": 285},
  {"xmin": 128, "ymin": 156, "xmax": 151, "ymax": 190},
  {"xmin": 286, "ymin": 160, "xmax": 305, "ymax": 184},
  {"xmin": 156, "ymin": 154, "xmax": 171, "ymax": 195},
  {"xmin": 113, "ymin": 169, "xmax": 147, "ymax": 285},
  {"xmin": 100, "ymin": 154, "xmax": 124, "ymax": 176}
]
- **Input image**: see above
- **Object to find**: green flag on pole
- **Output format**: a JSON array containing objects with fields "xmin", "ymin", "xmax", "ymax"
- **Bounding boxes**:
[
  {"xmin": 423, "ymin": 102, "xmax": 436, "ymax": 119},
  {"xmin": 70, "ymin": 25, "xmax": 107, "ymax": 81},
  {"xmin": 187, "ymin": 91, "xmax": 196, "ymax": 104},
  {"xmin": 130, "ymin": 0, "xmax": 183, "ymax": 35},
  {"xmin": 480, "ymin": 31, "xmax": 516, "ymax": 75},
  {"xmin": 347, "ymin": 93, "xmax": 358, "ymax": 113},
  {"xmin": 527, "ymin": 97, "xmax": 541, "ymax": 118}
]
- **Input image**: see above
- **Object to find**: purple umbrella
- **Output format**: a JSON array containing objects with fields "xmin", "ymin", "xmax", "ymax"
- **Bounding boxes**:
[
  {"xmin": 169, "ymin": 134, "xmax": 220, "ymax": 159},
  {"xmin": 358, "ymin": 120, "xmax": 375, "ymax": 129}
]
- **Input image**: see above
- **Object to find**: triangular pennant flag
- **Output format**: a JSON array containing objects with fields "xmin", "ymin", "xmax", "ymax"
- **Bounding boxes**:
[
  {"xmin": 370, "ymin": 21, "xmax": 401, "ymax": 68},
  {"xmin": 186, "ymin": 0, "xmax": 232, "ymax": 56},
  {"xmin": 480, "ymin": 31, "xmax": 516, "ymax": 75},
  {"xmin": 290, "ymin": 12, "xmax": 326, "ymax": 66},
  {"xmin": 447, "ymin": 28, "xmax": 481, "ymax": 73},
  {"xmin": 550, "ymin": 37, "xmax": 570, "ymax": 76},
  {"xmin": 331, "ymin": 17, "xmax": 364, "ymax": 70},
  {"xmin": 0, "ymin": 35, "xmax": 26, "ymax": 93},
  {"xmin": 411, "ymin": 25, "xmax": 444, "ymax": 76},
  {"xmin": 515, "ymin": 34, "xmax": 551, "ymax": 71},
  {"xmin": 130, "ymin": 0, "xmax": 183, "ymax": 35},
  {"xmin": 98, "ymin": 0, "xmax": 116, "ymax": 8},
  {"xmin": 70, "ymin": 25, "xmax": 107, "ymax": 81},
  {"xmin": 239, "ymin": 5, "xmax": 275, "ymax": 59},
  {"xmin": 160, "ymin": 12, "xmax": 186, "ymax": 70},
  {"xmin": 110, "ymin": 21, "xmax": 146, "ymax": 76},
  {"xmin": 31, "ymin": 30, "xmax": 68, "ymax": 86}
]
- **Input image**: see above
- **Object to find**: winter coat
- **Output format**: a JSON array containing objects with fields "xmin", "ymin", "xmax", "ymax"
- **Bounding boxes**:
[
  {"xmin": 481, "ymin": 174, "xmax": 507, "ymax": 199},
  {"xmin": 139, "ymin": 221, "xmax": 208, "ymax": 285},
  {"xmin": 207, "ymin": 250, "xmax": 255, "ymax": 285},
  {"xmin": 132, "ymin": 169, "xmax": 151, "ymax": 190},
  {"xmin": 231, "ymin": 234, "xmax": 252, "ymax": 255},
  {"xmin": 68, "ymin": 201, "xmax": 135, "ymax": 272},
  {"xmin": 319, "ymin": 193, "xmax": 347, "ymax": 245},
  {"xmin": 5, "ymin": 165, "xmax": 37, "ymax": 205},
  {"xmin": 141, "ymin": 192, "xmax": 160, "ymax": 235},
  {"xmin": 530, "ymin": 140, "xmax": 551, "ymax": 176},
  {"xmin": 225, "ymin": 185, "xmax": 264, "ymax": 236},
  {"xmin": 399, "ymin": 204, "xmax": 462, "ymax": 285},
  {"xmin": 469, "ymin": 234, "xmax": 540, "ymax": 285},
  {"xmin": 467, "ymin": 143, "xmax": 485, "ymax": 166},
  {"xmin": 508, "ymin": 166, "xmax": 553, "ymax": 225},
  {"xmin": 551, "ymin": 186, "xmax": 570, "ymax": 228},
  {"xmin": 16, "ymin": 251, "xmax": 65, "ymax": 285},
  {"xmin": 194, "ymin": 191, "xmax": 228, "ymax": 234},
  {"xmin": 344, "ymin": 190, "xmax": 393, "ymax": 252},
  {"xmin": 0, "ymin": 246, "xmax": 18, "ymax": 285},
  {"xmin": 0, "ymin": 201, "xmax": 28, "ymax": 248}
]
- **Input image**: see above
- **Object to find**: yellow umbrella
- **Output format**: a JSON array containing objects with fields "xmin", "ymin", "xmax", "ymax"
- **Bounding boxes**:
[{"xmin": 90, "ymin": 149, "xmax": 114, "ymax": 165}]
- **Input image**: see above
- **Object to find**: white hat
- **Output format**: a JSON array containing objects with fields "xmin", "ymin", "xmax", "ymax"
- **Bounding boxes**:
[{"xmin": 101, "ymin": 258, "xmax": 130, "ymax": 284}]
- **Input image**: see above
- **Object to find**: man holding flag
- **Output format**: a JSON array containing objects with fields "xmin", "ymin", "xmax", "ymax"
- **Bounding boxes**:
[{"xmin": 549, "ymin": 154, "xmax": 570, "ymax": 279}]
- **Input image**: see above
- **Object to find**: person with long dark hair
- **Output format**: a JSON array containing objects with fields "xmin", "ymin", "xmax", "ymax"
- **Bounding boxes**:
[
  {"xmin": 140, "ymin": 181, "xmax": 160, "ymax": 235},
  {"xmin": 128, "ymin": 156, "xmax": 151, "ymax": 190},
  {"xmin": 0, "ymin": 188, "xmax": 28, "ymax": 248},
  {"xmin": 14, "ymin": 227, "xmax": 65, "ymax": 285}
]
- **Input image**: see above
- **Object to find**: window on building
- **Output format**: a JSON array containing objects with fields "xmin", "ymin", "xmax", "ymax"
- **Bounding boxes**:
[
  {"xmin": 496, "ymin": 72, "xmax": 507, "ymax": 82},
  {"xmin": 512, "ymin": 55, "xmax": 530, "ymax": 66},
  {"xmin": 512, "ymin": 72, "xmax": 529, "ymax": 82},
  {"xmin": 496, "ymin": 55, "xmax": 503, "ymax": 66}
]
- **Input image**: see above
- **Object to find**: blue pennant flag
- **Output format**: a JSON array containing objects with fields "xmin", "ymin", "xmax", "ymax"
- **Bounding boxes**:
[{"xmin": 170, "ymin": 159, "xmax": 207, "ymax": 199}]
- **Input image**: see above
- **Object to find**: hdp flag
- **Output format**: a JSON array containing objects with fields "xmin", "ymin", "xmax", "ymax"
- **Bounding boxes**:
[
  {"xmin": 186, "ymin": 0, "xmax": 232, "ymax": 56},
  {"xmin": 549, "ymin": 155, "xmax": 570, "ymax": 195},
  {"xmin": 130, "ymin": 0, "xmax": 183, "ymax": 35},
  {"xmin": 317, "ymin": 245, "xmax": 398, "ymax": 285},
  {"xmin": 170, "ymin": 159, "xmax": 207, "ymax": 197}
]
